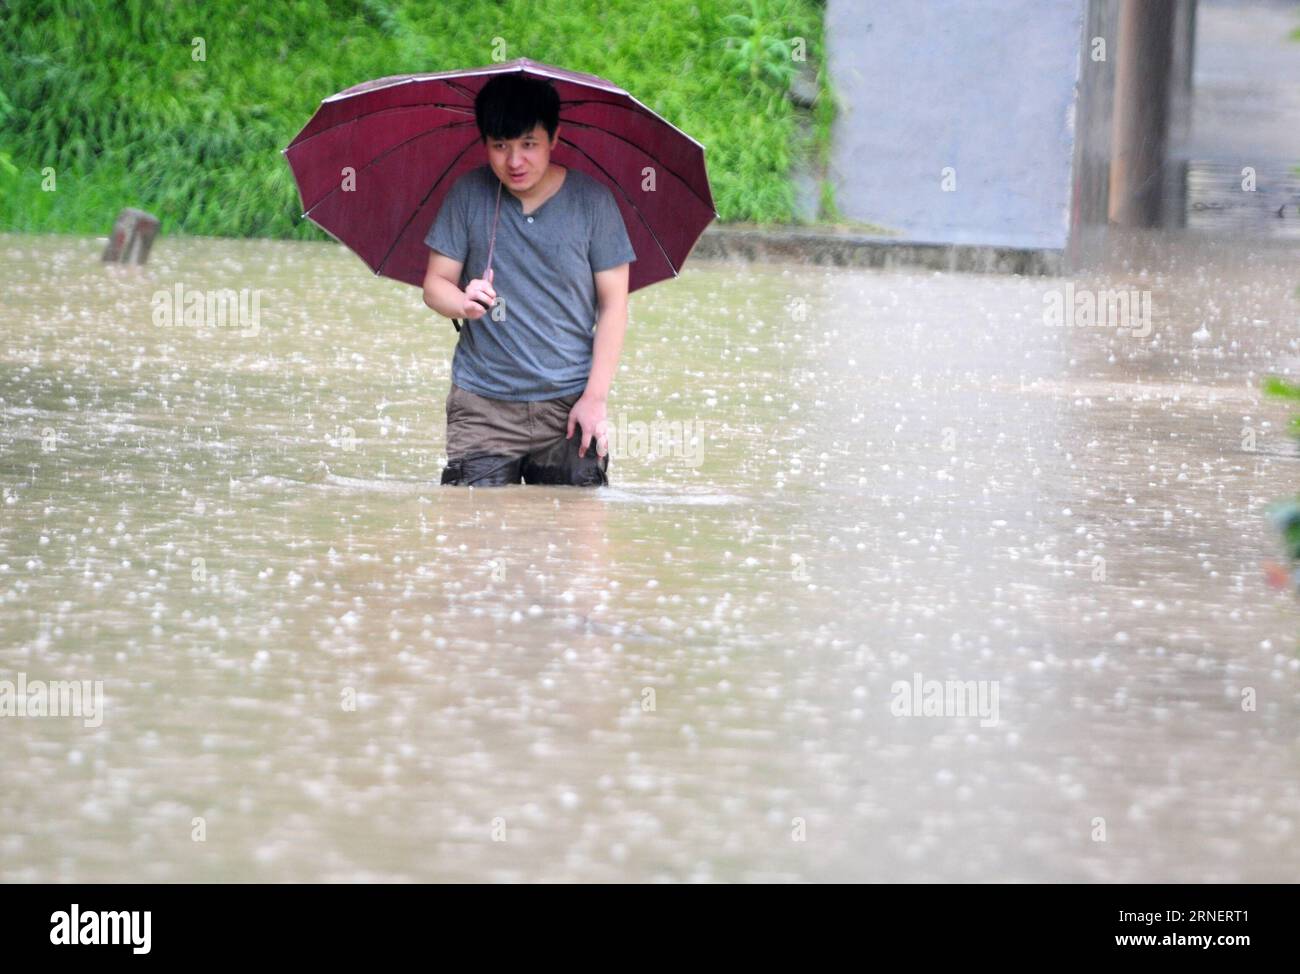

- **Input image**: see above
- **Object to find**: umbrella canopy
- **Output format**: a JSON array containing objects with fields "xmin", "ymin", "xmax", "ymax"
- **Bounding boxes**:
[{"xmin": 283, "ymin": 57, "xmax": 717, "ymax": 295}]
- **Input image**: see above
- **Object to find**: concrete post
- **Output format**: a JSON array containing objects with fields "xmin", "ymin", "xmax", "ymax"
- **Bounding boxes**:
[{"xmin": 102, "ymin": 208, "xmax": 160, "ymax": 264}]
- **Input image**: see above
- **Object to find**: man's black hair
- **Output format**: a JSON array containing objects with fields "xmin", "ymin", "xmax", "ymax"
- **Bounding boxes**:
[{"xmin": 474, "ymin": 74, "xmax": 561, "ymax": 143}]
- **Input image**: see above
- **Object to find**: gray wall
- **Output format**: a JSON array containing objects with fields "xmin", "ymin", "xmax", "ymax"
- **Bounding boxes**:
[{"xmin": 826, "ymin": 0, "xmax": 1086, "ymax": 249}]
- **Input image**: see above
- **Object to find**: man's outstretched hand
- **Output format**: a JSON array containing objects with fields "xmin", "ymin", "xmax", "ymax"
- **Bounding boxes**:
[{"xmin": 566, "ymin": 393, "xmax": 609, "ymax": 460}]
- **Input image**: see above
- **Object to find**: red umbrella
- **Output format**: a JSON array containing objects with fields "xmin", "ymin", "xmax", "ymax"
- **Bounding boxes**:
[{"xmin": 282, "ymin": 58, "xmax": 717, "ymax": 295}]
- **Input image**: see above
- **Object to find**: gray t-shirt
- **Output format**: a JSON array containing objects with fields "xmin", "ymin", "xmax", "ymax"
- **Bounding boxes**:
[{"xmin": 424, "ymin": 163, "xmax": 637, "ymax": 402}]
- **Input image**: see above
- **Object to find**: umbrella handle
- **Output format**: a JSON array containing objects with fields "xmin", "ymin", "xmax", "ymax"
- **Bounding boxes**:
[
  {"xmin": 452, "ymin": 178, "xmax": 504, "ymax": 336},
  {"xmin": 483, "ymin": 177, "xmax": 503, "ymax": 279}
]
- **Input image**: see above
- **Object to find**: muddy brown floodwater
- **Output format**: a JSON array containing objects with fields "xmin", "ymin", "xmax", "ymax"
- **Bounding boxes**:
[{"xmin": 1, "ymin": 230, "xmax": 1298, "ymax": 881}]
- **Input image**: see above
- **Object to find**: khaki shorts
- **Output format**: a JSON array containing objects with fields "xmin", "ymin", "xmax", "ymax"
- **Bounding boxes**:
[{"xmin": 442, "ymin": 383, "xmax": 609, "ymax": 486}]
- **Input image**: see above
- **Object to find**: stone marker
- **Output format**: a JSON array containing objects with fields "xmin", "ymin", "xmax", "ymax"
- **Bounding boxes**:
[{"xmin": 102, "ymin": 208, "xmax": 160, "ymax": 264}]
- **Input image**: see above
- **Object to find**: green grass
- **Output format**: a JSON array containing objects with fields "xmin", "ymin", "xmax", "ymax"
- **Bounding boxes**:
[{"xmin": 0, "ymin": 0, "xmax": 834, "ymax": 239}]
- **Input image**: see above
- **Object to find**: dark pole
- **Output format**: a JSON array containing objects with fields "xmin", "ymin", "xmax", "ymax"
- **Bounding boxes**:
[{"xmin": 1108, "ymin": 0, "xmax": 1177, "ymax": 226}]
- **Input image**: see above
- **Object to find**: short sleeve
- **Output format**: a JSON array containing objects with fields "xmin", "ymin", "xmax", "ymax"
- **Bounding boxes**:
[
  {"xmin": 424, "ymin": 173, "xmax": 470, "ymax": 262},
  {"xmin": 588, "ymin": 185, "xmax": 637, "ymax": 273}
]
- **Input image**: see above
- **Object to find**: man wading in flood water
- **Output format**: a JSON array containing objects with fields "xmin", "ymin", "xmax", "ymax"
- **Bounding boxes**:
[{"xmin": 422, "ymin": 74, "xmax": 637, "ymax": 486}]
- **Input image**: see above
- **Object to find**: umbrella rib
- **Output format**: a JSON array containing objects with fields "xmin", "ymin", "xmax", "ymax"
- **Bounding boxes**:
[
  {"xmin": 288, "ymin": 102, "xmax": 474, "ymax": 153},
  {"xmin": 301, "ymin": 118, "xmax": 478, "ymax": 219},
  {"xmin": 375, "ymin": 133, "xmax": 487, "ymax": 278},
  {"xmin": 554, "ymin": 114, "xmax": 714, "ymax": 216},
  {"xmin": 555, "ymin": 135, "xmax": 681, "ymax": 279},
  {"xmin": 560, "ymin": 97, "xmax": 700, "ymax": 147},
  {"xmin": 443, "ymin": 79, "xmax": 479, "ymax": 102}
]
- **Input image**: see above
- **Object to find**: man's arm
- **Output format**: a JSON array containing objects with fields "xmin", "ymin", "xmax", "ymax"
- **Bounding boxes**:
[
  {"xmin": 423, "ymin": 250, "xmax": 495, "ymax": 321},
  {"xmin": 567, "ymin": 262, "xmax": 629, "ymax": 457},
  {"xmin": 584, "ymin": 263, "xmax": 630, "ymax": 401}
]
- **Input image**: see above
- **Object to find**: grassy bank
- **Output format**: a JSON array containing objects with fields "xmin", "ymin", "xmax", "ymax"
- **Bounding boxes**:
[{"xmin": 0, "ymin": 0, "xmax": 833, "ymax": 239}]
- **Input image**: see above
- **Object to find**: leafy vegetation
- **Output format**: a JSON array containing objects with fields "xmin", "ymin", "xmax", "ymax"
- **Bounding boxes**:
[
  {"xmin": 1263, "ymin": 373, "xmax": 1300, "ymax": 570},
  {"xmin": 0, "ymin": 0, "xmax": 833, "ymax": 238}
]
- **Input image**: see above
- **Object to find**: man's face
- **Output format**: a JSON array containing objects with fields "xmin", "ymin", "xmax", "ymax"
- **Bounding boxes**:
[{"xmin": 485, "ymin": 122, "xmax": 559, "ymax": 193}]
